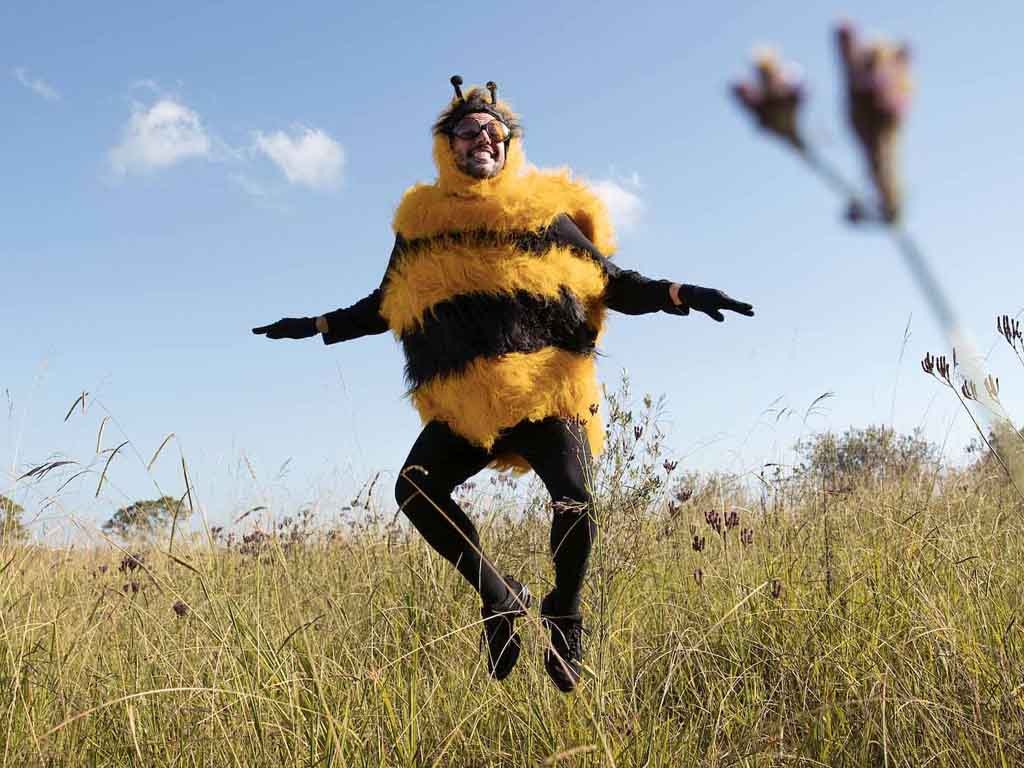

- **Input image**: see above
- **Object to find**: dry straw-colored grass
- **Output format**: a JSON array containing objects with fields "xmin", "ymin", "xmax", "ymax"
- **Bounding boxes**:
[{"xmin": 3, "ymin": 383, "xmax": 1024, "ymax": 766}]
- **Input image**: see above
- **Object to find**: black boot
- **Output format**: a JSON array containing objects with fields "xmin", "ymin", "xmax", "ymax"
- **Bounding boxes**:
[
  {"xmin": 480, "ymin": 577, "xmax": 532, "ymax": 680},
  {"xmin": 540, "ymin": 592, "xmax": 586, "ymax": 693}
]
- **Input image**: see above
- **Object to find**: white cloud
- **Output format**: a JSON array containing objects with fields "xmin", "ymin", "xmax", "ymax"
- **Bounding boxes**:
[
  {"xmin": 14, "ymin": 67, "xmax": 60, "ymax": 102},
  {"xmin": 109, "ymin": 99, "xmax": 211, "ymax": 176},
  {"xmin": 254, "ymin": 127, "xmax": 344, "ymax": 189},
  {"xmin": 590, "ymin": 174, "xmax": 644, "ymax": 233}
]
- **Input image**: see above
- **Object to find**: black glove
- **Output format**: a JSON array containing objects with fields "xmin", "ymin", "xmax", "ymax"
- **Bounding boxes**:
[
  {"xmin": 670, "ymin": 284, "xmax": 755, "ymax": 322},
  {"xmin": 252, "ymin": 317, "xmax": 318, "ymax": 339}
]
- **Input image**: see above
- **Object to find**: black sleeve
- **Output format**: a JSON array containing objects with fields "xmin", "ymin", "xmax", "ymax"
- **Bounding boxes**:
[
  {"xmin": 319, "ymin": 235, "xmax": 405, "ymax": 346},
  {"xmin": 549, "ymin": 214, "xmax": 680, "ymax": 316},
  {"xmin": 320, "ymin": 290, "xmax": 389, "ymax": 345}
]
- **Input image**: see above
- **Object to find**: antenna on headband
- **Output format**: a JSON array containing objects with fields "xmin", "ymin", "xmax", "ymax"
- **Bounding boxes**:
[{"xmin": 450, "ymin": 75, "xmax": 465, "ymax": 103}]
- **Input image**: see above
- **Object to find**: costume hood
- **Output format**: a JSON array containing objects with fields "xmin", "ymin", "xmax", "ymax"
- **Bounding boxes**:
[{"xmin": 430, "ymin": 81, "xmax": 527, "ymax": 198}]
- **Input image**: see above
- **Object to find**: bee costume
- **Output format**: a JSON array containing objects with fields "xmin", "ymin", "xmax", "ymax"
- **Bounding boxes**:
[{"xmin": 253, "ymin": 76, "xmax": 754, "ymax": 692}]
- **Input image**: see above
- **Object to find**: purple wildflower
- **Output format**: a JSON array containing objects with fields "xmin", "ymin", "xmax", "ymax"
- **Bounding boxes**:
[
  {"xmin": 836, "ymin": 21, "xmax": 912, "ymax": 221},
  {"xmin": 732, "ymin": 48, "xmax": 806, "ymax": 150}
]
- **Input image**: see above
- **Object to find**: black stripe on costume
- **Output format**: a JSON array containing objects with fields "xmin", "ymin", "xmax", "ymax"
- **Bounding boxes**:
[
  {"xmin": 389, "ymin": 216, "xmax": 602, "ymax": 277},
  {"xmin": 401, "ymin": 228, "xmax": 557, "ymax": 257},
  {"xmin": 400, "ymin": 286, "xmax": 598, "ymax": 389}
]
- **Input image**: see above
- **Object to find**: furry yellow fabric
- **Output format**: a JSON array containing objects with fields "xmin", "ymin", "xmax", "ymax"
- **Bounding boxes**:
[
  {"xmin": 411, "ymin": 348, "xmax": 605, "ymax": 474},
  {"xmin": 381, "ymin": 241, "xmax": 607, "ymax": 335},
  {"xmin": 381, "ymin": 120, "xmax": 616, "ymax": 473},
  {"xmin": 393, "ymin": 135, "xmax": 617, "ymax": 257}
]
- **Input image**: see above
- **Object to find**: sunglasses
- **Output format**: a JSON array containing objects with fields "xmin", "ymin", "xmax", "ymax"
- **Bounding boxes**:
[{"xmin": 449, "ymin": 118, "xmax": 511, "ymax": 143}]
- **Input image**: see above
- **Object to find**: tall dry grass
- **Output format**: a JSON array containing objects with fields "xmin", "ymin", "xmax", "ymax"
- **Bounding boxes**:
[{"xmin": 3, "ymin": 378, "xmax": 1024, "ymax": 767}]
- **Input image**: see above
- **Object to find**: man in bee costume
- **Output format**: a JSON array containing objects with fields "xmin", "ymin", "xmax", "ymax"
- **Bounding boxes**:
[{"xmin": 254, "ymin": 76, "xmax": 754, "ymax": 692}]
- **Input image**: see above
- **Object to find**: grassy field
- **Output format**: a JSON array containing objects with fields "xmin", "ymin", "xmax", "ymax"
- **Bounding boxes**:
[{"xmin": 3, "ymin": 390, "xmax": 1024, "ymax": 766}]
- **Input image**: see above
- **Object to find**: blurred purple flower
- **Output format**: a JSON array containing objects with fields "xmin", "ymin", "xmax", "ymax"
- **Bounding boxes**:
[
  {"xmin": 732, "ymin": 48, "xmax": 806, "ymax": 150},
  {"xmin": 836, "ymin": 21, "xmax": 912, "ymax": 221},
  {"xmin": 705, "ymin": 509, "xmax": 723, "ymax": 535},
  {"xmin": 119, "ymin": 553, "xmax": 143, "ymax": 573}
]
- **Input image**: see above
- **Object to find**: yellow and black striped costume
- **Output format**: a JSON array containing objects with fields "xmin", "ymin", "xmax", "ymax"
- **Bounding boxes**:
[{"xmin": 321, "ymin": 88, "xmax": 676, "ymax": 474}]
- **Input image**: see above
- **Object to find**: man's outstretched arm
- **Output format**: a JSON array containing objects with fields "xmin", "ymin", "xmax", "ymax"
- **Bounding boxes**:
[
  {"xmin": 252, "ymin": 237, "xmax": 404, "ymax": 344},
  {"xmin": 318, "ymin": 290, "xmax": 389, "ymax": 345},
  {"xmin": 251, "ymin": 290, "xmax": 388, "ymax": 344},
  {"xmin": 550, "ymin": 214, "xmax": 754, "ymax": 322}
]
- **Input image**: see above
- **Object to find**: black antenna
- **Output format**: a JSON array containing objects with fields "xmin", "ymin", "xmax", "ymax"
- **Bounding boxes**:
[
  {"xmin": 450, "ymin": 75, "xmax": 464, "ymax": 102},
  {"xmin": 486, "ymin": 81, "xmax": 497, "ymax": 104}
]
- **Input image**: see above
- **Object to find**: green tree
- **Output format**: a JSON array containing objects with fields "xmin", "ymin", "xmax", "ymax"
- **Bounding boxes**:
[
  {"xmin": 102, "ymin": 496, "xmax": 189, "ymax": 540},
  {"xmin": 1, "ymin": 495, "xmax": 27, "ymax": 542},
  {"xmin": 796, "ymin": 425, "xmax": 940, "ymax": 485}
]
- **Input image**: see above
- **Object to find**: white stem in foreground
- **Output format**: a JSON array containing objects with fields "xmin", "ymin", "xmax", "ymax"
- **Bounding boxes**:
[{"xmin": 894, "ymin": 228, "xmax": 1023, "ymax": 495}]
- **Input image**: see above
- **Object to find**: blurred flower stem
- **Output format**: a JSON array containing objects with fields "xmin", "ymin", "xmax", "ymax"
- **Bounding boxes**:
[
  {"xmin": 797, "ymin": 145, "xmax": 866, "ymax": 212},
  {"xmin": 735, "ymin": 46, "xmax": 960, "ymax": 345},
  {"xmin": 733, "ymin": 21, "xmax": 1021, "ymax": 485}
]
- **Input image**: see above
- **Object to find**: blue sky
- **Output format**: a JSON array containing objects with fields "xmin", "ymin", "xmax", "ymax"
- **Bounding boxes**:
[{"xmin": 4, "ymin": 1, "xmax": 1023, "ymax": 539}]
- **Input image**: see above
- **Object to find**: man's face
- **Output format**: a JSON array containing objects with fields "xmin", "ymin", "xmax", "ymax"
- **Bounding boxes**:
[{"xmin": 449, "ymin": 113, "xmax": 507, "ymax": 179}]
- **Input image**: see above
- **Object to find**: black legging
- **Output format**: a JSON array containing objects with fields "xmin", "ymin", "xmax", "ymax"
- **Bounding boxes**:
[{"xmin": 394, "ymin": 417, "xmax": 596, "ymax": 615}]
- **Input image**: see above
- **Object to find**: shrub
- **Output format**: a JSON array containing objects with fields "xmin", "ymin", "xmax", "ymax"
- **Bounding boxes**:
[
  {"xmin": 794, "ymin": 424, "xmax": 940, "ymax": 486},
  {"xmin": 0, "ymin": 494, "xmax": 26, "ymax": 542},
  {"xmin": 101, "ymin": 495, "xmax": 190, "ymax": 541}
]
